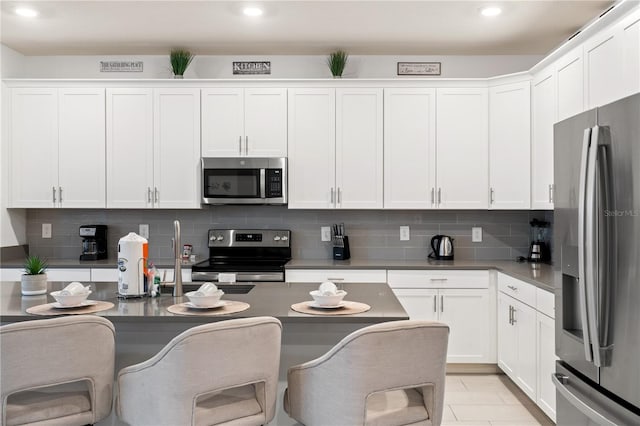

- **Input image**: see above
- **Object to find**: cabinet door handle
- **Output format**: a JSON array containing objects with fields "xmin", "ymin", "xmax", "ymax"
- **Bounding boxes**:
[
  {"xmin": 326, "ymin": 278, "xmax": 345, "ymax": 281},
  {"xmin": 337, "ymin": 187, "xmax": 341, "ymax": 204},
  {"xmin": 549, "ymin": 184, "xmax": 554, "ymax": 203},
  {"xmin": 507, "ymin": 285, "xmax": 518, "ymax": 292},
  {"xmin": 429, "ymin": 278, "xmax": 448, "ymax": 282},
  {"xmin": 509, "ymin": 305, "xmax": 513, "ymax": 325},
  {"xmin": 438, "ymin": 188, "xmax": 442, "ymax": 206},
  {"xmin": 147, "ymin": 187, "xmax": 152, "ymax": 204},
  {"xmin": 52, "ymin": 186, "xmax": 56, "ymax": 204},
  {"xmin": 512, "ymin": 307, "xmax": 517, "ymax": 325},
  {"xmin": 431, "ymin": 188, "xmax": 435, "ymax": 205},
  {"xmin": 239, "ymin": 136, "xmax": 242, "ymax": 155},
  {"xmin": 490, "ymin": 187, "xmax": 495, "ymax": 204},
  {"xmin": 245, "ymin": 136, "xmax": 249, "ymax": 155},
  {"xmin": 330, "ymin": 187, "xmax": 335, "ymax": 204},
  {"xmin": 440, "ymin": 295, "xmax": 444, "ymax": 313},
  {"xmin": 59, "ymin": 186, "xmax": 62, "ymax": 203},
  {"xmin": 433, "ymin": 295, "xmax": 437, "ymax": 312},
  {"xmin": 154, "ymin": 187, "xmax": 159, "ymax": 204}
]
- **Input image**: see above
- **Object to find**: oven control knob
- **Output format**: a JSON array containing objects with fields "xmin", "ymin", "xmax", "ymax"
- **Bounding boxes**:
[
  {"xmin": 273, "ymin": 236, "xmax": 281, "ymax": 241},
  {"xmin": 281, "ymin": 235, "xmax": 288, "ymax": 241},
  {"xmin": 216, "ymin": 235, "xmax": 224, "ymax": 241}
]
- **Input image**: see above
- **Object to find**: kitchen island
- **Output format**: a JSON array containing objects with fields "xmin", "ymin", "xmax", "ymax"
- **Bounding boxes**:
[{"xmin": 1, "ymin": 281, "xmax": 408, "ymax": 372}]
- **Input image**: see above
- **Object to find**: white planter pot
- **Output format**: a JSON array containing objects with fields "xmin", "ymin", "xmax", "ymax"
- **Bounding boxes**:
[{"xmin": 21, "ymin": 274, "xmax": 48, "ymax": 295}]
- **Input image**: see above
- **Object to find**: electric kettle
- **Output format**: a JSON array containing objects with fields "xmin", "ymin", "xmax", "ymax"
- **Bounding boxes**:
[{"xmin": 429, "ymin": 235, "xmax": 454, "ymax": 260}]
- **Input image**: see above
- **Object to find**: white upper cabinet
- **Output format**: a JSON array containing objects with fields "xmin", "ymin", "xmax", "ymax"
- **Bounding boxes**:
[
  {"xmin": 153, "ymin": 88, "xmax": 201, "ymax": 209},
  {"xmin": 288, "ymin": 88, "xmax": 336, "ymax": 209},
  {"xmin": 585, "ymin": 26, "xmax": 624, "ymax": 109},
  {"xmin": 556, "ymin": 48, "xmax": 585, "ymax": 122},
  {"xmin": 10, "ymin": 88, "xmax": 106, "ymax": 208},
  {"xmin": 489, "ymin": 81, "xmax": 531, "ymax": 210},
  {"xmin": 383, "ymin": 88, "xmax": 436, "ymax": 209},
  {"xmin": 335, "ymin": 88, "xmax": 383, "ymax": 209},
  {"xmin": 107, "ymin": 89, "xmax": 154, "ymax": 208},
  {"xmin": 201, "ymin": 88, "xmax": 287, "ymax": 157},
  {"xmin": 620, "ymin": 9, "xmax": 640, "ymax": 97},
  {"xmin": 107, "ymin": 88, "xmax": 200, "ymax": 209},
  {"xmin": 531, "ymin": 68, "xmax": 557, "ymax": 210},
  {"xmin": 436, "ymin": 88, "xmax": 489, "ymax": 209},
  {"xmin": 288, "ymin": 88, "xmax": 383, "ymax": 209}
]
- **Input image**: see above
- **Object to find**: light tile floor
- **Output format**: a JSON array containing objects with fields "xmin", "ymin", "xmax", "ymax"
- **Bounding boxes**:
[
  {"xmin": 442, "ymin": 374, "xmax": 555, "ymax": 426},
  {"xmin": 272, "ymin": 373, "xmax": 555, "ymax": 426}
]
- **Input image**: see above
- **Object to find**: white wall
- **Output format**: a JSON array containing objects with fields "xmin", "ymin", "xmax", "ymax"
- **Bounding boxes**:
[
  {"xmin": 1, "ymin": 44, "xmax": 27, "ymax": 247},
  {"xmin": 20, "ymin": 54, "xmax": 542, "ymax": 79}
]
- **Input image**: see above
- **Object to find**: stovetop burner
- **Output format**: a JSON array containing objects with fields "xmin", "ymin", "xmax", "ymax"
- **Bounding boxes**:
[{"xmin": 191, "ymin": 229, "xmax": 291, "ymax": 282}]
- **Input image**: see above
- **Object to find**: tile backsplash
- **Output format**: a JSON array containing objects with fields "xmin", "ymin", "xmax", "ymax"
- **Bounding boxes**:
[{"xmin": 26, "ymin": 207, "xmax": 553, "ymax": 262}]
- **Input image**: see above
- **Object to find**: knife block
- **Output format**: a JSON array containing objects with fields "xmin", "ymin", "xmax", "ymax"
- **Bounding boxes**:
[{"xmin": 333, "ymin": 236, "xmax": 351, "ymax": 261}]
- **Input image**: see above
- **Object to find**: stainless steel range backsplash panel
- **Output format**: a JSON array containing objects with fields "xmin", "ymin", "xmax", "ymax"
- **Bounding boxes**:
[{"xmin": 25, "ymin": 207, "xmax": 552, "ymax": 261}]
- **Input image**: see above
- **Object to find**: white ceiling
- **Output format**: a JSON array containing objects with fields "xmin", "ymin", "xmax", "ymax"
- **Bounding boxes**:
[{"xmin": 1, "ymin": 1, "xmax": 615, "ymax": 56}]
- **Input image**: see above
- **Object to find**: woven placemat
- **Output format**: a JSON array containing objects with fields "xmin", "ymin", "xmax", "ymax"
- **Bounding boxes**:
[
  {"xmin": 290, "ymin": 301, "xmax": 371, "ymax": 316},
  {"xmin": 26, "ymin": 301, "xmax": 115, "ymax": 316},
  {"xmin": 167, "ymin": 301, "xmax": 250, "ymax": 316}
]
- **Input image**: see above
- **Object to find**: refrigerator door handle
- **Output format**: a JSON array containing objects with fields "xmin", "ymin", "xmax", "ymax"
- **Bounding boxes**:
[
  {"xmin": 585, "ymin": 126, "xmax": 605, "ymax": 367},
  {"xmin": 552, "ymin": 373, "xmax": 617, "ymax": 426},
  {"xmin": 578, "ymin": 127, "xmax": 594, "ymax": 362}
]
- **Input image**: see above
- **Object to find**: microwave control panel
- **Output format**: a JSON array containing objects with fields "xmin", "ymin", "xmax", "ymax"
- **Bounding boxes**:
[{"xmin": 266, "ymin": 169, "xmax": 283, "ymax": 197}]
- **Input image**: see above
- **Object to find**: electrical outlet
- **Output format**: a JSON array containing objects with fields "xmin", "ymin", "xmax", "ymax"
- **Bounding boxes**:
[
  {"xmin": 139, "ymin": 224, "xmax": 149, "ymax": 239},
  {"xmin": 321, "ymin": 226, "xmax": 331, "ymax": 242},
  {"xmin": 400, "ymin": 226, "xmax": 410, "ymax": 241},
  {"xmin": 472, "ymin": 227, "xmax": 483, "ymax": 242},
  {"xmin": 42, "ymin": 223, "xmax": 52, "ymax": 239}
]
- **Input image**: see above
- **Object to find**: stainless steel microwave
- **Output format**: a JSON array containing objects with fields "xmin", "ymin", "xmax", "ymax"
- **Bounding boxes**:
[{"xmin": 201, "ymin": 157, "xmax": 287, "ymax": 205}]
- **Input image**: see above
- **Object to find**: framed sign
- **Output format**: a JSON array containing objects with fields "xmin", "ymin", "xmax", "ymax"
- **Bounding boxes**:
[
  {"xmin": 397, "ymin": 62, "xmax": 441, "ymax": 76},
  {"xmin": 100, "ymin": 61, "xmax": 143, "ymax": 72},
  {"xmin": 233, "ymin": 61, "xmax": 271, "ymax": 75}
]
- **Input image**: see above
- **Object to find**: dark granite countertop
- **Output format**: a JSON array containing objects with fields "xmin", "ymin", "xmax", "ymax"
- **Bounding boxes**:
[{"xmin": 0, "ymin": 281, "xmax": 408, "ymax": 324}]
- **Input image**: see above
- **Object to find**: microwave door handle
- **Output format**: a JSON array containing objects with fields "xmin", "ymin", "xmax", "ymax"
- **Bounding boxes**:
[
  {"xmin": 578, "ymin": 127, "xmax": 594, "ymax": 362},
  {"xmin": 259, "ymin": 169, "xmax": 266, "ymax": 199},
  {"xmin": 585, "ymin": 125, "xmax": 605, "ymax": 367}
]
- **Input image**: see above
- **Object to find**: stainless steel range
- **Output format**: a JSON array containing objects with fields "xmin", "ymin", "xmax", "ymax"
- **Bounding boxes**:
[{"xmin": 191, "ymin": 229, "xmax": 291, "ymax": 282}]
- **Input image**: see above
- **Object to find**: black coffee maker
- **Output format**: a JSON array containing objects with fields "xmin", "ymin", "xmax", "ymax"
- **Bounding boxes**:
[
  {"xmin": 528, "ymin": 219, "xmax": 550, "ymax": 263},
  {"xmin": 79, "ymin": 225, "xmax": 108, "ymax": 260}
]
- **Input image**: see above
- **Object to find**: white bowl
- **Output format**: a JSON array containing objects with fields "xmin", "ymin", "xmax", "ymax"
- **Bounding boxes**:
[
  {"xmin": 309, "ymin": 290, "xmax": 347, "ymax": 307},
  {"xmin": 186, "ymin": 290, "xmax": 224, "ymax": 307},
  {"xmin": 50, "ymin": 290, "xmax": 91, "ymax": 307}
]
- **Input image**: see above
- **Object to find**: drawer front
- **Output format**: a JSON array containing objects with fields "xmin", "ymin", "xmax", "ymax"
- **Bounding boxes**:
[
  {"xmin": 286, "ymin": 269, "xmax": 387, "ymax": 283},
  {"xmin": 536, "ymin": 287, "xmax": 555, "ymax": 319},
  {"xmin": 47, "ymin": 268, "xmax": 91, "ymax": 282},
  {"xmin": 498, "ymin": 272, "xmax": 536, "ymax": 307},
  {"xmin": 0, "ymin": 268, "xmax": 23, "ymax": 281},
  {"xmin": 91, "ymin": 268, "xmax": 119, "ymax": 282},
  {"xmin": 387, "ymin": 270, "xmax": 489, "ymax": 289}
]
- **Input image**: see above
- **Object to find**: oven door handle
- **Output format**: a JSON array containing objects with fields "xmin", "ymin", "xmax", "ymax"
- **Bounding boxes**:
[{"xmin": 260, "ymin": 169, "xmax": 266, "ymax": 199}]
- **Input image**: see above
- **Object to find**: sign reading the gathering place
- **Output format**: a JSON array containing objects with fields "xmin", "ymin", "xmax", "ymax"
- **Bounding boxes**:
[
  {"xmin": 100, "ymin": 61, "xmax": 144, "ymax": 72},
  {"xmin": 397, "ymin": 62, "xmax": 441, "ymax": 76},
  {"xmin": 233, "ymin": 61, "xmax": 272, "ymax": 75}
]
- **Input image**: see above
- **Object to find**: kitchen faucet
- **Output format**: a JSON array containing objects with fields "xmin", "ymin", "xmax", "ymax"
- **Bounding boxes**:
[{"xmin": 171, "ymin": 220, "xmax": 183, "ymax": 297}]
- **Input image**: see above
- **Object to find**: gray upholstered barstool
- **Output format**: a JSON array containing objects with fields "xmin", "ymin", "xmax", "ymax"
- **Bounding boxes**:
[
  {"xmin": 0, "ymin": 315, "xmax": 116, "ymax": 426},
  {"xmin": 284, "ymin": 320, "xmax": 450, "ymax": 426},
  {"xmin": 116, "ymin": 316, "xmax": 282, "ymax": 426}
]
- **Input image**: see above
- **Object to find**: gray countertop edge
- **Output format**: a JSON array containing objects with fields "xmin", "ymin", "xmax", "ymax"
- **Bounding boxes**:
[{"xmin": 1, "ymin": 258, "xmax": 556, "ymax": 293}]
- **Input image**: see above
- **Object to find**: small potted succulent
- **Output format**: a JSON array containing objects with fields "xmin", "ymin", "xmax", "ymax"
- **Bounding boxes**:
[
  {"xmin": 169, "ymin": 49, "xmax": 194, "ymax": 78},
  {"xmin": 21, "ymin": 255, "xmax": 48, "ymax": 295},
  {"xmin": 327, "ymin": 50, "xmax": 349, "ymax": 78}
]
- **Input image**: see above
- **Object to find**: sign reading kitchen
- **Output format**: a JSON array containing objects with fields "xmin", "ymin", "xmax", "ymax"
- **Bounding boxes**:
[{"xmin": 233, "ymin": 61, "xmax": 271, "ymax": 75}]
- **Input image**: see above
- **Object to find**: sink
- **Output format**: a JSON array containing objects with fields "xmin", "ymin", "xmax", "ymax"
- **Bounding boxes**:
[{"xmin": 161, "ymin": 283, "xmax": 255, "ymax": 295}]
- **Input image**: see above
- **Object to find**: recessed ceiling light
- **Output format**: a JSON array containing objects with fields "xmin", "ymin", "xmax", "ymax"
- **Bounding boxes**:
[
  {"xmin": 243, "ymin": 7, "xmax": 263, "ymax": 17},
  {"xmin": 481, "ymin": 7, "xmax": 502, "ymax": 17},
  {"xmin": 15, "ymin": 7, "xmax": 38, "ymax": 18}
]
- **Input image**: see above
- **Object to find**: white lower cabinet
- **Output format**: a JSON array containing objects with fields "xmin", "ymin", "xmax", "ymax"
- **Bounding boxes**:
[
  {"xmin": 0, "ymin": 268, "xmax": 92, "ymax": 282},
  {"xmin": 285, "ymin": 269, "xmax": 387, "ymax": 284},
  {"xmin": 388, "ymin": 270, "xmax": 495, "ymax": 364},
  {"xmin": 497, "ymin": 272, "xmax": 556, "ymax": 421}
]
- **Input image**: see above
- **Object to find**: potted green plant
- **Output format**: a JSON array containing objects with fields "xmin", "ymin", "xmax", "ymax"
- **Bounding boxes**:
[
  {"xmin": 21, "ymin": 255, "xmax": 48, "ymax": 295},
  {"xmin": 169, "ymin": 49, "xmax": 194, "ymax": 78},
  {"xmin": 327, "ymin": 50, "xmax": 349, "ymax": 78}
]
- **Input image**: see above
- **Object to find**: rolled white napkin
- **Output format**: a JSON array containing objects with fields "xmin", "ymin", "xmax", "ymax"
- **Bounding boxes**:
[
  {"xmin": 319, "ymin": 281, "xmax": 338, "ymax": 296},
  {"xmin": 193, "ymin": 282, "xmax": 218, "ymax": 296},
  {"xmin": 59, "ymin": 282, "xmax": 91, "ymax": 296}
]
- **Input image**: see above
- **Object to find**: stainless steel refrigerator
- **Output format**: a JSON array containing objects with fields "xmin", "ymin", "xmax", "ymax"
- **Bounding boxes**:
[{"xmin": 554, "ymin": 92, "xmax": 640, "ymax": 425}]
